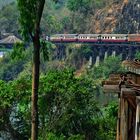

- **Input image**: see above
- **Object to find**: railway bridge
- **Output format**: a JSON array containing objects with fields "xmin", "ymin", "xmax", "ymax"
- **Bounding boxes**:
[{"xmin": 47, "ymin": 34, "xmax": 140, "ymax": 65}]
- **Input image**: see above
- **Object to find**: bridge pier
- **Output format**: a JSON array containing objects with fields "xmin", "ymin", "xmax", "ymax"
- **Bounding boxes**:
[
  {"xmin": 54, "ymin": 44, "xmax": 66, "ymax": 60},
  {"xmin": 95, "ymin": 55, "xmax": 100, "ymax": 67},
  {"xmin": 99, "ymin": 46, "xmax": 105, "ymax": 61},
  {"xmin": 127, "ymin": 46, "xmax": 134, "ymax": 60},
  {"xmin": 107, "ymin": 46, "xmax": 113, "ymax": 57},
  {"xmin": 53, "ymin": 43, "xmax": 140, "ymax": 67},
  {"xmin": 104, "ymin": 51, "xmax": 108, "ymax": 60},
  {"xmin": 115, "ymin": 46, "xmax": 121, "ymax": 56},
  {"xmin": 91, "ymin": 46, "xmax": 98, "ymax": 64},
  {"xmin": 121, "ymin": 46, "xmax": 128, "ymax": 60},
  {"xmin": 112, "ymin": 50, "xmax": 116, "ymax": 57}
]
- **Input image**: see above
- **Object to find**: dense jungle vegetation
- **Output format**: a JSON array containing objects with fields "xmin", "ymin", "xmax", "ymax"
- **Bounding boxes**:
[
  {"xmin": 0, "ymin": 0, "xmax": 112, "ymax": 36},
  {"xmin": 0, "ymin": 45, "xmax": 122, "ymax": 140},
  {"xmin": 0, "ymin": 0, "xmax": 125, "ymax": 140}
]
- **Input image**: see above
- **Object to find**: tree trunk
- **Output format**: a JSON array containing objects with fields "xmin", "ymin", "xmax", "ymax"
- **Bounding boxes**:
[
  {"xmin": 30, "ymin": 1, "xmax": 45, "ymax": 139},
  {"xmin": 31, "ymin": 33, "xmax": 40, "ymax": 140}
]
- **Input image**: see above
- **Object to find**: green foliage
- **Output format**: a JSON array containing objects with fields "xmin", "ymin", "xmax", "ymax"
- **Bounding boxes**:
[
  {"xmin": 0, "ymin": 80, "xmax": 11, "ymax": 108},
  {"xmin": 11, "ymin": 42, "xmax": 25, "ymax": 60},
  {"xmin": 79, "ymin": 45, "xmax": 93, "ymax": 60},
  {"xmin": 0, "ymin": 47, "xmax": 31, "ymax": 81},
  {"xmin": 38, "ymin": 69, "xmax": 100, "ymax": 139},
  {"xmin": 40, "ymin": 40, "xmax": 54, "ymax": 61},
  {"xmin": 39, "ymin": 132, "xmax": 65, "ymax": 140},
  {"xmin": 39, "ymin": 133, "xmax": 84, "ymax": 140},
  {"xmin": 0, "ymin": 56, "xmax": 24, "ymax": 81},
  {"xmin": 135, "ymin": 51, "xmax": 140, "ymax": 59},
  {"xmin": 66, "ymin": 44, "xmax": 93, "ymax": 69},
  {"xmin": 0, "ymin": 2, "xmax": 19, "ymax": 34},
  {"xmin": 0, "ymin": 76, "xmax": 31, "ymax": 139},
  {"xmin": 17, "ymin": 0, "xmax": 35, "ymax": 40},
  {"xmin": 97, "ymin": 101, "xmax": 118, "ymax": 140},
  {"xmin": 0, "ymin": 0, "xmax": 108, "ymax": 35},
  {"xmin": 67, "ymin": 135, "xmax": 84, "ymax": 140},
  {"xmin": 91, "ymin": 56, "xmax": 124, "ymax": 79},
  {"xmin": 0, "ymin": 65, "xmax": 118, "ymax": 140},
  {"xmin": 67, "ymin": 0, "xmax": 106, "ymax": 14},
  {"xmin": 41, "ymin": 15, "xmax": 63, "ymax": 35}
]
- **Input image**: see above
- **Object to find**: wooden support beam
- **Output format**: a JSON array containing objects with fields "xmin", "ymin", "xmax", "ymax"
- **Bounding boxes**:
[
  {"xmin": 116, "ymin": 96, "xmax": 121, "ymax": 140},
  {"xmin": 120, "ymin": 96, "xmax": 128, "ymax": 140},
  {"xmin": 103, "ymin": 85, "xmax": 120, "ymax": 93},
  {"xmin": 135, "ymin": 97, "xmax": 140, "ymax": 140}
]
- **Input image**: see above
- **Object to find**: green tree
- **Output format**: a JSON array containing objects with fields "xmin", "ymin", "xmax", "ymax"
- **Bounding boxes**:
[
  {"xmin": 38, "ymin": 69, "xmax": 100, "ymax": 139},
  {"xmin": 16, "ymin": 0, "xmax": 45, "ymax": 139}
]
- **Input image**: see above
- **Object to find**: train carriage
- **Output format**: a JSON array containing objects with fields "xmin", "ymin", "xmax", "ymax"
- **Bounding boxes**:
[
  {"xmin": 50, "ymin": 34, "xmax": 77, "ymax": 42},
  {"xmin": 78, "ymin": 34, "xmax": 99, "ymax": 42},
  {"xmin": 99, "ymin": 34, "xmax": 128, "ymax": 42},
  {"xmin": 128, "ymin": 34, "xmax": 140, "ymax": 42}
]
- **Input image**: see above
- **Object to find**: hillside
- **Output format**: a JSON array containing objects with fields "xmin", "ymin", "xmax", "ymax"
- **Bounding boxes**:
[
  {"xmin": 89, "ymin": 0, "xmax": 140, "ymax": 33},
  {"xmin": 0, "ymin": 0, "xmax": 140, "ymax": 35}
]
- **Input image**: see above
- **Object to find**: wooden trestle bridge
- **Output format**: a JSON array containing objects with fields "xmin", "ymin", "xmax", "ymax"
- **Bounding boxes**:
[{"xmin": 103, "ymin": 60, "xmax": 140, "ymax": 140}]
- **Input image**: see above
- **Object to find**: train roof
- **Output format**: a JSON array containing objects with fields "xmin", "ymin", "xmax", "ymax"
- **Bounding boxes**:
[
  {"xmin": 51, "ymin": 34, "xmax": 129, "ymax": 36},
  {"xmin": 79, "ymin": 34, "xmax": 128, "ymax": 36},
  {"xmin": 51, "ymin": 34, "xmax": 78, "ymax": 36}
]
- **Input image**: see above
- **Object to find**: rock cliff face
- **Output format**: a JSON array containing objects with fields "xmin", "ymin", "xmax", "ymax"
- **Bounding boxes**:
[{"xmin": 89, "ymin": 0, "xmax": 140, "ymax": 34}]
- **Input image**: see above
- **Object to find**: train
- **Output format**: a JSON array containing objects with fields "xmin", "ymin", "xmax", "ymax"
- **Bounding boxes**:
[{"xmin": 46, "ymin": 34, "xmax": 140, "ymax": 43}]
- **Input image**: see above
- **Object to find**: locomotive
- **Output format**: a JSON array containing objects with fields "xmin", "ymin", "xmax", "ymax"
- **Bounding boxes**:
[{"xmin": 46, "ymin": 34, "xmax": 140, "ymax": 43}]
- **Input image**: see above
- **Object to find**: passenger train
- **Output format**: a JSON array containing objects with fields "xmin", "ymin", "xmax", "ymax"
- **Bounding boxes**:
[{"xmin": 46, "ymin": 34, "xmax": 140, "ymax": 43}]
